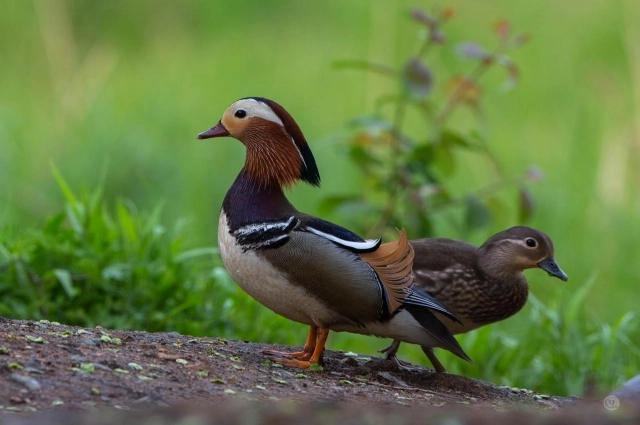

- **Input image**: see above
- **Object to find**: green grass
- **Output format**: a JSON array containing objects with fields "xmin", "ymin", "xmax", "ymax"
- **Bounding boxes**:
[
  {"xmin": 1, "ymin": 0, "xmax": 640, "ymax": 397},
  {"xmin": 0, "ymin": 171, "xmax": 226, "ymax": 336}
]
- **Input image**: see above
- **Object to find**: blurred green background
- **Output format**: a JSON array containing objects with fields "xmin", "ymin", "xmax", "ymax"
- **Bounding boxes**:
[{"xmin": 1, "ymin": 0, "xmax": 639, "ymax": 395}]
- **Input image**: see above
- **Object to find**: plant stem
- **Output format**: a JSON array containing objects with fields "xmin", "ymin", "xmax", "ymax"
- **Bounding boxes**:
[
  {"xmin": 417, "ymin": 38, "xmax": 434, "ymax": 60},
  {"xmin": 435, "ymin": 42, "xmax": 509, "ymax": 126},
  {"xmin": 333, "ymin": 60, "xmax": 398, "ymax": 78},
  {"xmin": 367, "ymin": 100, "xmax": 408, "ymax": 238},
  {"xmin": 435, "ymin": 61, "xmax": 489, "ymax": 125},
  {"xmin": 429, "ymin": 176, "xmax": 520, "ymax": 214}
]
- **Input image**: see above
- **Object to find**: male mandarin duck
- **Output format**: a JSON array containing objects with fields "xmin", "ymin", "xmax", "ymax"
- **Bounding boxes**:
[
  {"xmin": 380, "ymin": 226, "xmax": 568, "ymax": 372},
  {"xmin": 197, "ymin": 97, "xmax": 471, "ymax": 369}
]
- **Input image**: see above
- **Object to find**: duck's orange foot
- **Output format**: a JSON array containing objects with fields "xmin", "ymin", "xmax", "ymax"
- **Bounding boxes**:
[
  {"xmin": 261, "ymin": 326, "xmax": 319, "ymax": 362},
  {"xmin": 263, "ymin": 353, "xmax": 320, "ymax": 369},
  {"xmin": 261, "ymin": 349, "xmax": 313, "ymax": 361},
  {"xmin": 263, "ymin": 327, "xmax": 329, "ymax": 370}
]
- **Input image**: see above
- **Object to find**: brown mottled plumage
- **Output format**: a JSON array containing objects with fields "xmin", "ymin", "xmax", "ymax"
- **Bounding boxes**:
[{"xmin": 381, "ymin": 226, "xmax": 567, "ymax": 373}]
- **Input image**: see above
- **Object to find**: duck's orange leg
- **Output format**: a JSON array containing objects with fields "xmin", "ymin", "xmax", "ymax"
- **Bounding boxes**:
[
  {"xmin": 262, "ymin": 326, "xmax": 317, "ymax": 360},
  {"xmin": 265, "ymin": 328, "xmax": 329, "ymax": 369}
]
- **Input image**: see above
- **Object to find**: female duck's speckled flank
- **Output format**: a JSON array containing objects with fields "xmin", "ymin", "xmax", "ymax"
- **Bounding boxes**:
[{"xmin": 381, "ymin": 227, "xmax": 567, "ymax": 372}]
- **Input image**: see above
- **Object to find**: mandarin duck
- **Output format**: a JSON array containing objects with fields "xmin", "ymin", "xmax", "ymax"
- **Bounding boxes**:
[
  {"xmin": 197, "ymin": 97, "xmax": 471, "ymax": 369},
  {"xmin": 380, "ymin": 226, "xmax": 568, "ymax": 373}
]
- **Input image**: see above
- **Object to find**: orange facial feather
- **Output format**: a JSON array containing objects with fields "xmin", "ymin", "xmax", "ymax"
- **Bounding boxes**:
[{"xmin": 241, "ymin": 118, "xmax": 304, "ymax": 188}]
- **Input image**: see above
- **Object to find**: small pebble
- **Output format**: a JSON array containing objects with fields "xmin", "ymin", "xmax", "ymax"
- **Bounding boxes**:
[{"xmin": 10, "ymin": 374, "xmax": 41, "ymax": 391}]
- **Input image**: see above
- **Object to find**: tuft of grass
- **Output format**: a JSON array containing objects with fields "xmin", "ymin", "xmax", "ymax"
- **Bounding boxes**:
[{"xmin": 0, "ymin": 171, "xmax": 235, "ymax": 336}]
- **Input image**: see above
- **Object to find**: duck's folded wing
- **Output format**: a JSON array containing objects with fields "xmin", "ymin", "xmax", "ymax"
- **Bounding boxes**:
[
  {"xmin": 299, "ymin": 216, "xmax": 381, "ymax": 252},
  {"xmin": 403, "ymin": 303, "xmax": 471, "ymax": 362},
  {"xmin": 404, "ymin": 288, "xmax": 461, "ymax": 324},
  {"xmin": 299, "ymin": 218, "xmax": 460, "ymax": 323}
]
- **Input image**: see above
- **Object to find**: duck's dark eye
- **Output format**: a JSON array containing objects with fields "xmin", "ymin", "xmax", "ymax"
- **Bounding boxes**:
[
  {"xmin": 234, "ymin": 109, "xmax": 247, "ymax": 118},
  {"xmin": 525, "ymin": 238, "xmax": 537, "ymax": 248}
]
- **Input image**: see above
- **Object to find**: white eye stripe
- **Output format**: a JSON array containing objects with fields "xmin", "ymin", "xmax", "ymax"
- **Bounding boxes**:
[
  {"xmin": 230, "ymin": 99, "xmax": 284, "ymax": 126},
  {"xmin": 503, "ymin": 238, "xmax": 534, "ymax": 248},
  {"xmin": 504, "ymin": 237, "xmax": 540, "ymax": 249}
]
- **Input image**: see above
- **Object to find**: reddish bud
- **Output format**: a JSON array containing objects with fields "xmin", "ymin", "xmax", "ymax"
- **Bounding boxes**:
[
  {"xmin": 442, "ymin": 8, "xmax": 455, "ymax": 21},
  {"xmin": 410, "ymin": 8, "xmax": 437, "ymax": 27},
  {"xmin": 447, "ymin": 76, "xmax": 482, "ymax": 107},
  {"xmin": 494, "ymin": 19, "xmax": 511, "ymax": 41},
  {"xmin": 512, "ymin": 32, "xmax": 531, "ymax": 47}
]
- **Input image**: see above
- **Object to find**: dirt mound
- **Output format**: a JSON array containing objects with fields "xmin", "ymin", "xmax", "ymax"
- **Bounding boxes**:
[{"xmin": 1, "ymin": 317, "xmax": 630, "ymax": 424}]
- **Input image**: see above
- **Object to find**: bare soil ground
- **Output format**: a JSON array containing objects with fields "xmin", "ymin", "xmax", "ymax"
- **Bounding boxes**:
[{"xmin": 0, "ymin": 317, "xmax": 637, "ymax": 424}]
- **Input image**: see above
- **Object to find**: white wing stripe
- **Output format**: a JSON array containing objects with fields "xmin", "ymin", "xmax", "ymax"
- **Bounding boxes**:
[{"xmin": 306, "ymin": 227, "xmax": 381, "ymax": 250}]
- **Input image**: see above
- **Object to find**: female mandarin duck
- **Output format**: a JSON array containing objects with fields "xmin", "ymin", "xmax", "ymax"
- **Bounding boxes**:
[
  {"xmin": 197, "ymin": 97, "xmax": 471, "ymax": 369},
  {"xmin": 381, "ymin": 226, "xmax": 568, "ymax": 373}
]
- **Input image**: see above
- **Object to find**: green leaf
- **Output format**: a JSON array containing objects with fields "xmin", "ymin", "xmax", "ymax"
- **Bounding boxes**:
[
  {"xmin": 485, "ymin": 196, "xmax": 508, "ymax": 225},
  {"xmin": 117, "ymin": 202, "xmax": 138, "ymax": 243},
  {"xmin": 43, "ymin": 213, "xmax": 66, "ymax": 234},
  {"xmin": 464, "ymin": 195, "xmax": 492, "ymax": 231},
  {"xmin": 374, "ymin": 94, "xmax": 406, "ymax": 111},
  {"xmin": 347, "ymin": 145, "xmax": 381, "ymax": 167},
  {"xmin": 50, "ymin": 163, "xmax": 78, "ymax": 206},
  {"xmin": 64, "ymin": 203, "xmax": 84, "ymax": 237},
  {"xmin": 401, "ymin": 59, "xmax": 433, "ymax": 99},
  {"xmin": 102, "ymin": 263, "xmax": 130, "ymax": 282},
  {"xmin": 433, "ymin": 143, "xmax": 455, "ymax": 176},
  {"xmin": 564, "ymin": 273, "xmax": 597, "ymax": 327},
  {"xmin": 175, "ymin": 247, "xmax": 219, "ymax": 263},
  {"xmin": 80, "ymin": 363, "xmax": 95, "ymax": 373},
  {"xmin": 53, "ymin": 269, "xmax": 76, "ymax": 298},
  {"xmin": 410, "ymin": 144, "xmax": 435, "ymax": 164},
  {"xmin": 0, "ymin": 242, "xmax": 10, "ymax": 260},
  {"xmin": 441, "ymin": 129, "xmax": 476, "ymax": 150},
  {"xmin": 309, "ymin": 363, "xmax": 324, "ymax": 372}
]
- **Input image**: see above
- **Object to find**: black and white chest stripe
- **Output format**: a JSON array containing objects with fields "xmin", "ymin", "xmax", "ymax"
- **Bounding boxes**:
[
  {"xmin": 231, "ymin": 215, "xmax": 382, "ymax": 252},
  {"xmin": 232, "ymin": 216, "xmax": 298, "ymax": 251}
]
